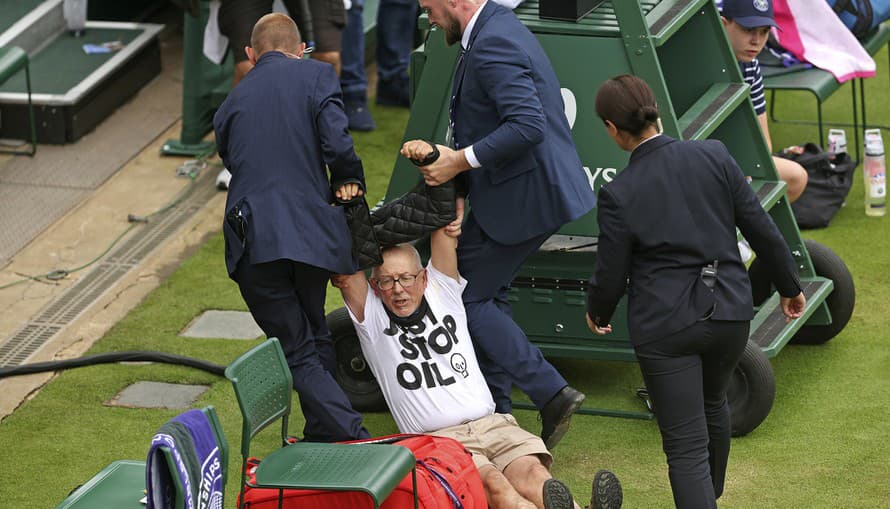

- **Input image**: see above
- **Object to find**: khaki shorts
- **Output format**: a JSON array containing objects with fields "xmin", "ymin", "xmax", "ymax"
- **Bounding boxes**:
[{"xmin": 431, "ymin": 413, "xmax": 553, "ymax": 472}]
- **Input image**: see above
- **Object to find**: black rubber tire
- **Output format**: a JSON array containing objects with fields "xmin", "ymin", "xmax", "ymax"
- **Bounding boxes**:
[
  {"xmin": 327, "ymin": 307, "xmax": 388, "ymax": 412},
  {"xmin": 728, "ymin": 340, "xmax": 775, "ymax": 437},
  {"xmin": 791, "ymin": 239, "xmax": 855, "ymax": 345}
]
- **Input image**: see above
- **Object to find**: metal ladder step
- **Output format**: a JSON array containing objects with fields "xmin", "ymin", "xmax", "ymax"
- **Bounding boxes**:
[
  {"xmin": 678, "ymin": 82, "xmax": 749, "ymax": 140},
  {"xmin": 749, "ymin": 277, "xmax": 833, "ymax": 356},
  {"xmin": 647, "ymin": 0, "xmax": 711, "ymax": 46}
]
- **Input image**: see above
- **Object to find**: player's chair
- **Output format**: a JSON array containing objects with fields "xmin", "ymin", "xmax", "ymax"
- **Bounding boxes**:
[
  {"xmin": 54, "ymin": 406, "xmax": 227, "ymax": 509},
  {"xmin": 225, "ymin": 337, "xmax": 418, "ymax": 509}
]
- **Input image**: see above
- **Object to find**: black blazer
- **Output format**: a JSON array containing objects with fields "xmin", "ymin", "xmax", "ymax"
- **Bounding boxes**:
[
  {"xmin": 214, "ymin": 52, "xmax": 364, "ymax": 277},
  {"xmin": 587, "ymin": 135, "xmax": 801, "ymax": 344}
]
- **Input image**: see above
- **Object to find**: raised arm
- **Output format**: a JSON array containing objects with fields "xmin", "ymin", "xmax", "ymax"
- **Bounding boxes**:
[
  {"xmin": 330, "ymin": 271, "xmax": 369, "ymax": 323},
  {"xmin": 429, "ymin": 197, "xmax": 464, "ymax": 281}
]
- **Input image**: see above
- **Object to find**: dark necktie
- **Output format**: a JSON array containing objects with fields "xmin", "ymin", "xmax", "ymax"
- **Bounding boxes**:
[{"xmin": 448, "ymin": 47, "xmax": 467, "ymax": 148}]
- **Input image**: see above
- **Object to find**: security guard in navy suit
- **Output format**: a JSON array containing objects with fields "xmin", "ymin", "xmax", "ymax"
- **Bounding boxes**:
[
  {"xmin": 586, "ymin": 75, "xmax": 806, "ymax": 508},
  {"xmin": 401, "ymin": 0, "xmax": 597, "ymax": 449},
  {"xmin": 214, "ymin": 13, "xmax": 370, "ymax": 443}
]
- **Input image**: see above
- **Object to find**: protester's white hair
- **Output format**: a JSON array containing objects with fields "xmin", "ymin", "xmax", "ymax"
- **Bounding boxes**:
[{"xmin": 372, "ymin": 244, "xmax": 423, "ymax": 278}]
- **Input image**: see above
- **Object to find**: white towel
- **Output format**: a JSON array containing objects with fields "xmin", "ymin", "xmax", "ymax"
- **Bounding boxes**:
[{"xmin": 203, "ymin": 0, "xmax": 292, "ymax": 64}]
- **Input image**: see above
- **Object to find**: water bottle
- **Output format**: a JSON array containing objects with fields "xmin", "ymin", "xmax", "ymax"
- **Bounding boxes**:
[
  {"xmin": 863, "ymin": 129, "xmax": 886, "ymax": 217},
  {"xmin": 828, "ymin": 129, "xmax": 847, "ymax": 155},
  {"xmin": 63, "ymin": 0, "xmax": 87, "ymax": 37}
]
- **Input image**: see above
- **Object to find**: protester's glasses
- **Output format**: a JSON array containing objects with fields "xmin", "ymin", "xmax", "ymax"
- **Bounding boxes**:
[{"xmin": 372, "ymin": 269, "xmax": 425, "ymax": 291}]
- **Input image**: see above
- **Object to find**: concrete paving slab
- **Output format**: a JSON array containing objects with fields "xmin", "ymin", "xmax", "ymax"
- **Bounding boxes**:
[
  {"xmin": 106, "ymin": 381, "xmax": 208, "ymax": 409},
  {"xmin": 180, "ymin": 310, "xmax": 263, "ymax": 340}
]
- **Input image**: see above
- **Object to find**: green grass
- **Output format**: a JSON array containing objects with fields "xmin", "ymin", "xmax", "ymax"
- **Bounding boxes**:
[{"xmin": 3, "ymin": 55, "xmax": 890, "ymax": 508}]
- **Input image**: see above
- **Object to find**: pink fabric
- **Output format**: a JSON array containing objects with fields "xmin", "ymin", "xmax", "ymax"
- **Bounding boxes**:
[{"xmin": 773, "ymin": 0, "xmax": 875, "ymax": 82}]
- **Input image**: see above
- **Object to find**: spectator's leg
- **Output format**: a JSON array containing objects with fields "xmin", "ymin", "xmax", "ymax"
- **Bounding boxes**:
[
  {"xmin": 287, "ymin": 0, "xmax": 346, "ymax": 75},
  {"xmin": 773, "ymin": 155, "xmax": 808, "ymax": 202},
  {"xmin": 340, "ymin": 0, "xmax": 375, "ymax": 130},
  {"xmin": 375, "ymin": 0, "xmax": 417, "ymax": 106},
  {"xmin": 218, "ymin": 0, "xmax": 271, "ymax": 87}
]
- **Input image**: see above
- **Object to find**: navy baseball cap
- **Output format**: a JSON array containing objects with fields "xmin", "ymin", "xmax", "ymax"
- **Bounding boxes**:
[{"xmin": 720, "ymin": 0, "xmax": 778, "ymax": 29}]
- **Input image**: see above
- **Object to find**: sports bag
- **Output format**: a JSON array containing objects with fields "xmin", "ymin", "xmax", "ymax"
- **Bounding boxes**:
[
  {"xmin": 778, "ymin": 143, "xmax": 857, "ymax": 229},
  {"xmin": 827, "ymin": 0, "xmax": 890, "ymax": 38},
  {"xmin": 238, "ymin": 434, "xmax": 487, "ymax": 509}
]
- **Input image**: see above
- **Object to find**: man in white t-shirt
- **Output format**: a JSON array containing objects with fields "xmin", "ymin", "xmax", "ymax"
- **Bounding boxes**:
[{"xmin": 332, "ymin": 198, "xmax": 622, "ymax": 509}]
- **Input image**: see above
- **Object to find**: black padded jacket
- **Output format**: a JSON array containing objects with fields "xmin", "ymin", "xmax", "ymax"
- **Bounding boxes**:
[{"xmin": 342, "ymin": 179, "xmax": 458, "ymax": 270}]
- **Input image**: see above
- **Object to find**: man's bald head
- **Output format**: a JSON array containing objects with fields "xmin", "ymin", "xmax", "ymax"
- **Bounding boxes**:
[{"xmin": 250, "ymin": 13, "xmax": 302, "ymax": 58}]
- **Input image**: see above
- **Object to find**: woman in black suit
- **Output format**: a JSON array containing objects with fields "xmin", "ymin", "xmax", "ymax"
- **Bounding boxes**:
[{"xmin": 585, "ymin": 75, "xmax": 806, "ymax": 508}]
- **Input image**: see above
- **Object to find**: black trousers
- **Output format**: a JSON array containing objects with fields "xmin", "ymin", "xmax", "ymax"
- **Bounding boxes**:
[
  {"xmin": 234, "ymin": 259, "xmax": 370, "ymax": 442},
  {"xmin": 634, "ymin": 319, "xmax": 750, "ymax": 509}
]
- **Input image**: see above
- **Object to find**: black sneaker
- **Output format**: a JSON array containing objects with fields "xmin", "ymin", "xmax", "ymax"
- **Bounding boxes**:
[
  {"xmin": 543, "ymin": 478, "xmax": 575, "ymax": 509},
  {"xmin": 590, "ymin": 470, "xmax": 622, "ymax": 509},
  {"xmin": 540, "ymin": 386, "xmax": 585, "ymax": 450}
]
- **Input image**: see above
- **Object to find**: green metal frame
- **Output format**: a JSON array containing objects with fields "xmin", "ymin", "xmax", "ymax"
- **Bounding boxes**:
[
  {"xmin": 380, "ymin": 0, "xmax": 843, "ymax": 420},
  {"xmin": 0, "ymin": 46, "xmax": 36, "ymax": 156}
]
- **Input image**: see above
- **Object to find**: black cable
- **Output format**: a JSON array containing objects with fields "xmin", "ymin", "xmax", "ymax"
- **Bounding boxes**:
[{"xmin": 0, "ymin": 351, "xmax": 226, "ymax": 379}]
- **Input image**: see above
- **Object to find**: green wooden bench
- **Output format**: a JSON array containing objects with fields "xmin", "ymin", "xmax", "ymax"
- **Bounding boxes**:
[
  {"xmin": 0, "ymin": 46, "xmax": 36, "ymax": 156},
  {"xmin": 764, "ymin": 24, "xmax": 890, "ymax": 162}
]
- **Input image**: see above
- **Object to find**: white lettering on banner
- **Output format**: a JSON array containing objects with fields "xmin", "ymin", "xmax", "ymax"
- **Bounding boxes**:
[
  {"xmin": 198, "ymin": 449, "xmax": 222, "ymax": 509},
  {"xmin": 152, "ymin": 433, "xmax": 194, "ymax": 509},
  {"xmin": 583, "ymin": 166, "xmax": 617, "ymax": 191}
]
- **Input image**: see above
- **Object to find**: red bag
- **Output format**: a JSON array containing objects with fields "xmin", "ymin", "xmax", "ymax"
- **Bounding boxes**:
[{"xmin": 239, "ymin": 434, "xmax": 487, "ymax": 509}]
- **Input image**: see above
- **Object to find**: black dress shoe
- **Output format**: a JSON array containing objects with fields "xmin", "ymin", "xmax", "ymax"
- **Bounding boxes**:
[
  {"xmin": 543, "ymin": 478, "xmax": 575, "ymax": 509},
  {"xmin": 590, "ymin": 470, "xmax": 622, "ymax": 509},
  {"xmin": 540, "ymin": 386, "xmax": 585, "ymax": 450}
]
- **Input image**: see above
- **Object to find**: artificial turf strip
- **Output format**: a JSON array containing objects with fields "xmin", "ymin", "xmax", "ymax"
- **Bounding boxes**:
[{"xmin": 2, "ymin": 50, "xmax": 890, "ymax": 507}]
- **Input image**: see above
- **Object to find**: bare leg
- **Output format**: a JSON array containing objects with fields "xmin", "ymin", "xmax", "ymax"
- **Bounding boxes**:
[
  {"xmin": 312, "ymin": 51, "xmax": 341, "ymax": 76},
  {"xmin": 503, "ymin": 455, "xmax": 581, "ymax": 509},
  {"xmin": 479, "ymin": 464, "xmax": 537, "ymax": 509},
  {"xmin": 232, "ymin": 60, "xmax": 254, "ymax": 88},
  {"xmin": 773, "ymin": 155, "xmax": 808, "ymax": 203}
]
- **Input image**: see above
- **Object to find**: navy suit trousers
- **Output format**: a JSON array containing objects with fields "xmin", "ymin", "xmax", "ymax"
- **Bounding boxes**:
[
  {"xmin": 234, "ymin": 259, "xmax": 370, "ymax": 443},
  {"xmin": 634, "ymin": 319, "xmax": 749, "ymax": 509},
  {"xmin": 457, "ymin": 213, "xmax": 567, "ymax": 412}
]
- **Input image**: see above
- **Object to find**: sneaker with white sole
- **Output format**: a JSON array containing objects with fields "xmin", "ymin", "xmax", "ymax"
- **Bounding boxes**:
[{"xmin": 216, "ymin": 168, "xmax": 231, "ymax": 190}]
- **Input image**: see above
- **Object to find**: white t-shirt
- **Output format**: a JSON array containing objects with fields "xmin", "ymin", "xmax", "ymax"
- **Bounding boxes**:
[{"xmin": 348, "ymin": 264, "xmax": 496, "ymax": 433}]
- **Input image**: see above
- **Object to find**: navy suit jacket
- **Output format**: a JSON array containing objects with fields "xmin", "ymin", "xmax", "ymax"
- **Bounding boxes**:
[
  {"xmin": 214, "ymin": 52, "xmax": 364, "ymax": 277},
  {"xmin": 450, "ymin": 2, "xmax": 596, "ymax": 245},
  {"xmin": 587, "ymin": 135, "xmax": 801, "ymax": 344}
]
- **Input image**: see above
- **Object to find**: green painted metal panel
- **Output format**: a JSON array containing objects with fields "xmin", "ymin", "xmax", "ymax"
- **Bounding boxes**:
[
  {"xmin": 0, "ymin": 28, "xmax": 141, "ymax": 94},
  {"xmin": 395, "ymin": 0, "xmax": 840, "ymax": 368},
  {"xmin": 0, "ymin": 0, "xmax": 44, "ymax": 34},
  {"xmin": 54, "ymin": 460, "xmax": 146, "ymax": 509}
]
